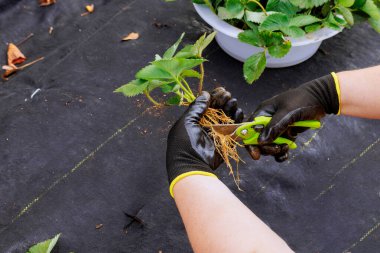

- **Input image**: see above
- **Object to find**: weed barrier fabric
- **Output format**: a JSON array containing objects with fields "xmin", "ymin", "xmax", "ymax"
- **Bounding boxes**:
[{"xmin": 0, "ymin": 0, "xmax": 379, "ymax": 252}]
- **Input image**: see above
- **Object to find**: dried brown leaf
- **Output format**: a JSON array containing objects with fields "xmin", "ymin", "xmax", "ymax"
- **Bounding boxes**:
[
  {"xmin": 86, "ymin": 4, "xmax": 94, "ymax": 13},
  {"xmin": 81, "ymin": 4, "xmax": 94, "ymax": 16},
  {"xmin": 2, "ymin": 57, "xmax": 44, "ymax": 80},
  {"xmin": 2, "ymin": 65, "xmax": 14, "ymax": 71},
  {"xmin": 7, "ymin": 43, "xmax": 26, "ymax": 67},
  {"xmin": 2, "ymin": 65, "xmax": 18, "ymax": 79},
  {"xmin": 39, "ymin": 0, "xmax": 56, "ymax": 7},
  {"xmin": 122, "ymin": 32, "xmax": 139, "ymax": 41}
]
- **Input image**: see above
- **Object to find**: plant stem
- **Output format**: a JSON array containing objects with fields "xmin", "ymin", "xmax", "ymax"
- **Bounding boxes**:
[
  {"xmin": 198, "ymin": 63, "xmax": 205, "ymax": 95},
  {"xmin": 203, "ymin": 0, "xmax": 216, "ymax": 13},
  {"xmin": 18, "ymin": 57, "xmax": 44, "ymax": 70},
  {"xmin": 181, "ymin": 77, "xmax": 196, "ymax": 100},
  {"xmin": 144, "ymin": 90, "xmax": 160, "ymax": 106},
  {"xmin": 175, "ymin": 90, "xmax": 184, "ymax": 101},
  {"xmin": 181, "ymin": 77, "xmax": 192, "ymax": 93},
  {"xmin": 16, "ymin": 33, "xmax": 34, "ymax": 46},
  {"xmin": 175, "ymin": 78, "xmax": 195, "ymax": 101},
  {"xmin": 183, "ymin": 93, "xmax": 193, "ymax": 102},
  {"xmin": 247, "ymin": 0, "xmax": 268, "ymax": 16},
  {"xmin": 175, "ymin": 90, "xmax": 187, "ymax": 104}
]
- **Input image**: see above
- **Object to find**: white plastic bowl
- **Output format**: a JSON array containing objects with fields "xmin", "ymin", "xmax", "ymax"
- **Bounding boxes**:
[{"xmin": 193, "ymin": 4, "xmax": 341, "ymax": 68}]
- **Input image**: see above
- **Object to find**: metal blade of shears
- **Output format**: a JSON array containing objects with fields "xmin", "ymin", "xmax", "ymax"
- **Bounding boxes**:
[
  {"xmin": 211, "ymin": 116, "xmax": 321, "ymax": 150},
  {"xmin": 211, "ymin": 124, "xmax": 245, "ymax": 141}
]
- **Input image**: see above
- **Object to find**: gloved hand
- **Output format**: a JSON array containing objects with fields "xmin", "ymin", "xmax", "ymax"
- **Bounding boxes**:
[
  {"xmin": 166, "ymin": 88, "xmax": 243, "ymax": 197},
  {"xmin": 246, "ymin": 73, "xmax": 341, "ymax": 162}
]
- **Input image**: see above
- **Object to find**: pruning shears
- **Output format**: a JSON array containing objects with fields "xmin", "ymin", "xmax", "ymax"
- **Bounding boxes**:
[{"xmin": 212, "ymin": 116, "xmax": 321, "ymax": 149}]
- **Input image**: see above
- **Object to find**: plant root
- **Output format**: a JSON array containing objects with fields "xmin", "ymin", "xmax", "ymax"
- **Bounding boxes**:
[{"xmin": 200, "ymin": 108, "xmax": 243, "ymax": 189}]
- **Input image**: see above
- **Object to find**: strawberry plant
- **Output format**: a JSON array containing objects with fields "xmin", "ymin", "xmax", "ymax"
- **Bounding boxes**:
[
  {"xmin": 115, "ymin": 32, "xmax": 242, "ymax": 180},
  {"xmin": 193, "ymin": 0, "xmax": 380, "ymax": 83},
  {"xmin": 115, "ymin": 32, "xmax": 215, "ymax": 105},
  {"xmin": 26, "ymin": 233, "xmax": 60, "ymax": 253}
]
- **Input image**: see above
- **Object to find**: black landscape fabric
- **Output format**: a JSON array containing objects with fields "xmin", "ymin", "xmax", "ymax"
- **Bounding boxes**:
[{"xmin": 1, "ymin": 0, "xmax": 380, "ymax": 252}]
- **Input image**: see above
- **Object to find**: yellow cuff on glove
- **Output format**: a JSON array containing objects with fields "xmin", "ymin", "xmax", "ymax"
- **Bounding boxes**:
[
  {"xmin": 331, "ymin": 72, "xmax": 342, "ymax": 115},
  {"xmin": 169, "ymin": 171, "xmax": 217, "ymax": 198}
]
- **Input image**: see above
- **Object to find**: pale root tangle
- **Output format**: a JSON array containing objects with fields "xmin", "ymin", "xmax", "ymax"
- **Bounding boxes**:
[{"xmin": 200, "ymin": 108, "xmax": 243, "ymax": 188}]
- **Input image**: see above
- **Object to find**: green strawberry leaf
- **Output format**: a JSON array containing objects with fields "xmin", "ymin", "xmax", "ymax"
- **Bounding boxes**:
[
  {"xmin": 259, "ymin": 13, "xmax": 289, "ymax": 32},
  {"xmin": 199, "ymin": 31, "xmax": 217, "ymax": 54},
  {"xmin": 289, "ymin": 0, "xmax": 329, "ymax": 9},
  {"xmin": 192, "ymin": 31, "xmax": 217, "ymax": 57},
  {"xmin": 161, "ymin": 83, "xmax": 179, "ymax": 93},
  {"xmin": 334, "ymin": 15, "xmax": 348, "ymax": 25},
  {"xmin": 238, "ymin": 27, "xmax": 265, "ymax": 47},
  {"xmin": 173, "ymin": 31, "xmax": 215, "ymax": 59},
  {"xmin": 147, "ymin": 80, "xmax": 174, "ymax": 92},
  {"xmin": 166, "ymin": 94, "xmax": 182, "ymax": 105},
  {"xmin": 243, "ymin": 52, "xmax": 266, "ymax": 84},
  {"xmin": 245, "ymin": 11, "xmax": 279, "ymax": 24},
  {"xmin": 218, "ymin": 6, "xmax": 244, "ymax": 19},
  {"xmin": 245, "ymin": 1, "xmax": 263, "ymax": 11},
  {"xmin": 289, "ymin": 15, "xmax": 321, "ymax": 27},
  {"xmin": 225, "ymin": 0, "xmax": 245, "ymax": 16},
  {"xmin": 281, "ymin": 26, "xmax": 306, "ymax": 37},
  {"xmin": 192, "ymin": 33, "xmax": 206, "ymax": 55},
  {"xmin": 114, "ymin": 79, "xmax": 149, "ymax": 97},
  {"xmin": 324, "ymin": 12, "xmax": 345, "ymax": 30},
  {"xmin": 239, "ymin": 28, "xmax": 290, "ymax": 58},
  {"xmin": 152, "ymin": 58, "xmax": 205, "ymax": 78},
  {"xmin": 245, "ymin": 19, "xmax": 258, "ymax": 30},
  {"xmin": 361, "ymin": 0, "xmax": 380, "ymax": 20},
  {"xmin": 325, "ymin": 22, "xmax": 343, "ymax": 30},
  {"xmin": 305, "ymin": 23, "xmax": 322, "ymax": 32},
  {"xmin": 352, "ymin": 0, "xmax": 367, "ymax": 8},
  {"xmin": 324, "ymin": 15, "xmax": 343, "ymax": 30},
  {"xmin": 260, "ymin": 13, "xmax": 307, "ymax": 38},
  {"xmin": 369, "ymin": 17, "xmax": 380, "ymax": 32},
  {"xmin": 321, "ymin": 2, "xmax": 332, "ymax": 16},
  {"xmin": 136, "ymin": 64, "xmax": 173, "ymax": 80},
  {"xmin": 268, "ymin": 40, "xmax": 291, "ymax": 58},
  {"xmin": 175, "ymin": 45, "xmax": 197, "ymax": 58},
  {"xmin": 27, "ymin": 234, "xmax": 61, "ymax": 253},
  {"xmin": 181, "ymin": 69, "xmax": 201, "ymax": 78},
  {"xmin": 163, "ymin": 33, "xmax": 185, "ymax": 59},
  {"xmin": 337, "ymin": 0, "xmax": 355, "ymax": 7},
  {"xmin": 337, "ymin": 6, "xmax": 354, "ymax": 25},
  {"xmin": 266, "ymin": 0, "xmax": 299, "ymax": 15},
  {"xmin": 260, "ymin": 30, "xmax": 285, "ymax": 46}
]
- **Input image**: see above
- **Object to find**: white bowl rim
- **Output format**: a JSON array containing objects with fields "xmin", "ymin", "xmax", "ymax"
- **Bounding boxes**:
[{"xmin": 193, "ymin": 3, "xmax": 341, "ymax": 47}]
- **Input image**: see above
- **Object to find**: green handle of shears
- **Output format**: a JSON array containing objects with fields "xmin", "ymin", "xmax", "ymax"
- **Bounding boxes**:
[
  {"xmin": 238, "ymin": 116, "xmax": 321, "ymax": 150},
  {"xmin": 254, "ymin": 116, "xmax": 321, "ymax": 129},
  {"xmin": 291, "ymin": 120, "xmax": 321, "ymax": 129},
  {"xmin": 242, "ymin": 134, "xmax": 298, "ymax": 149}
]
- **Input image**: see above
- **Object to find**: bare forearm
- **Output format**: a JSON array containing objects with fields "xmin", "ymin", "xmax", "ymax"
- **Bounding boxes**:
[
  {"xmin": 173, "ymin": 176, "xmax": 294, "ymax": 253},
  {"xmin": 338, "ymin": 65, "xmax": 380, "ymax": 119}
]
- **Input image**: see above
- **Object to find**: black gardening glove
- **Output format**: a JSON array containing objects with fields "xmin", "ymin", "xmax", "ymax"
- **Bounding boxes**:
[
  {"xmin": 246, "ymin": 74, "xmax": 340, "ymax": 162},
  {"xmin": 166, "ymin": 88, "xmax": 243, "ymax": 197}
]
